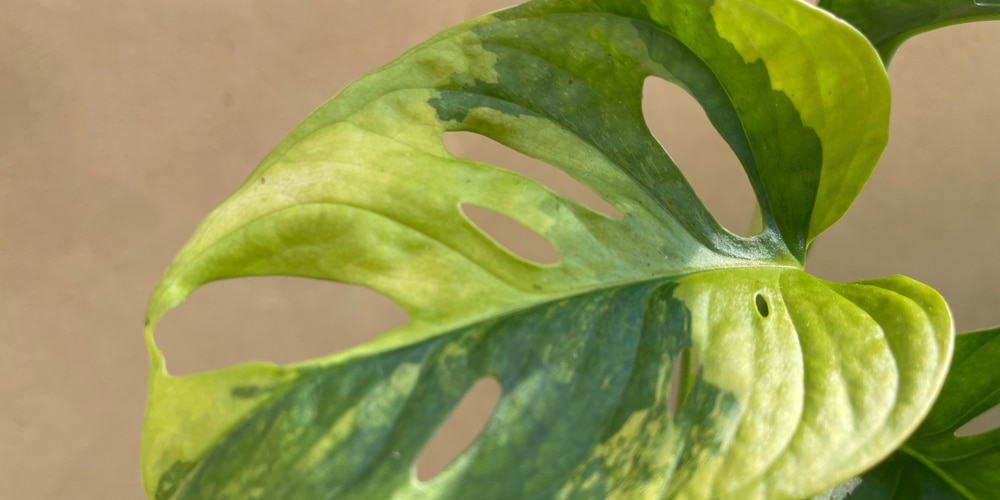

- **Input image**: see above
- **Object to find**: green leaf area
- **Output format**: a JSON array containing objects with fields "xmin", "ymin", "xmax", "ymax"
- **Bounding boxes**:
[
  {"xmin": 143, "ymin": 1, "xmax": 952, "ymax": 498},
  {"xmin": 818, "ymin": 0, "xmax": 1000, "ymax": 64},
  {"xmin": 852, "ymin": 327, "xmax": 1000, "ymax": 499}
]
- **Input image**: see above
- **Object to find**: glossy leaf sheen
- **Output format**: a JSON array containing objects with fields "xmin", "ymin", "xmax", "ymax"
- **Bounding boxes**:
[
  {"xmin": 143, "ymin": 1, "xmax": 952, "ymax": 498},
  {"xmin": 854, "ymin": 327, "xmax": 1000, "ymax": 499}
]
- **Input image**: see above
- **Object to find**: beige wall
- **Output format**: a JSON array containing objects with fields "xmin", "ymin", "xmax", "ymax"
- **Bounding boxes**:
[{"xmin": 1, "ymin": 1, "xmax": 997, "ymax": 498}]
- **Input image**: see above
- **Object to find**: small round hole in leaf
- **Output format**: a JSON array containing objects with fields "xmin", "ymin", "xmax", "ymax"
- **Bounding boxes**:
[{"xmin": 755, "ymin": 293, "xmax": 770, "ymax": 318}]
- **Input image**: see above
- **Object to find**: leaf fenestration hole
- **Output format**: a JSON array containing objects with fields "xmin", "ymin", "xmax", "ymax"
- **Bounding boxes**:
[
  {"xmin": 755, "ymin": 293, "xmax": 770, "ymax": 318},
  {"xmin": 416, "ymin": 376, "xmax": 503, "ymax": 482},
  {"xmin": 642, "ymin": 77, "xmax": 757, "ymax": 236},
  {"xmin": 154, "ymin": 277, "xmax": 410, "ymax": 375},
  {"xmin": 668, "ymin": 348, "xmax": 700, "ymax": 416},
  {"xmin": 461, "ymin": 203, "xmax": 560, "ymax": 265},
  {"xmin": 443, "ymin": 131, "xmax": 622, "ymax": 219},
  {"xmin": 956, "ymin": 403, "xmax": 1000, "ymax": 436}
]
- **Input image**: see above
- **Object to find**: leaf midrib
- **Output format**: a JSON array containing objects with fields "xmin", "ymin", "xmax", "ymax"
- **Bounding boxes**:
[{"xmin": 899, "ymin": 445, "xmax": 977, "ymax": 499}]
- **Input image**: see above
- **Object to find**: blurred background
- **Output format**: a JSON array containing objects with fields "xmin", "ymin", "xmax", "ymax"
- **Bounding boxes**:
[{"xmin": 1, "ymin": 0, "xmax": 998, "ymax": 498}]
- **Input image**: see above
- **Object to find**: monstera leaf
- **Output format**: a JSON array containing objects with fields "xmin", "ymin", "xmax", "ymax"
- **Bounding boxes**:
[
  {"xmin": 849, "ymin": 327, "xmax": 1000, "ymax": 499},
  {"xmin": 143, "ymin": 1, "xmax": 954, "ymax": 498},
  {"xmin": 818, "ymin": 0, "xmax": 1000, "ymax": 63}
]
